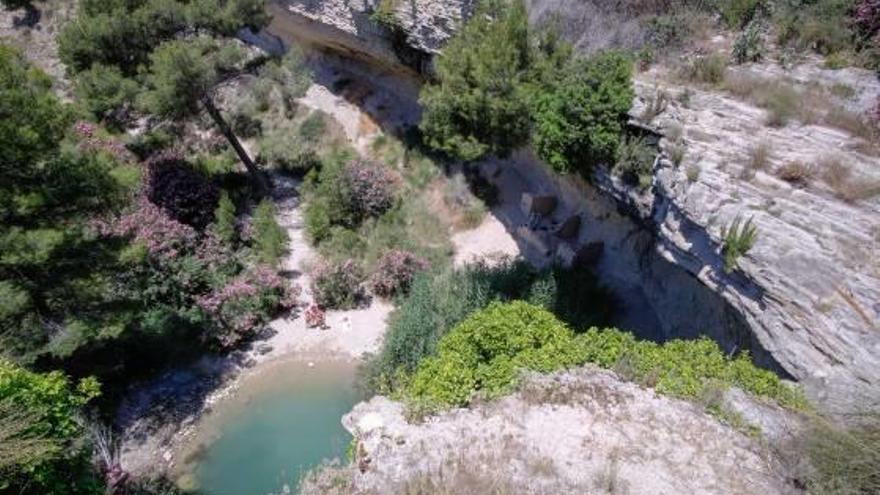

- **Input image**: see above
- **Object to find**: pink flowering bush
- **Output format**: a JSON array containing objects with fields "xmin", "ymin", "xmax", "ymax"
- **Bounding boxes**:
[
  {"xmin": 311, "ymin": 259, "xmax": 366, "ymax": 310},
  {"xmin": 369, "ymin": 250, "xmax": 430, "ymax": 298},
  {"xmin": 93, "ymin": 197, "xmax": 198, "ymax": 258},
  {"xmin": 342, "ymin": 159, "xmax": 398, "ymax": 221},
  {"xmin": 197, "ymin": 265, "xmax": 301, "ymax": 347},
  {"xmin": 304, "ymin": 303, "xmax": 326, "ymax": 329},
  {"xmin": 73, "ymin": 121, "xmax": 132, "ymax": 163}
]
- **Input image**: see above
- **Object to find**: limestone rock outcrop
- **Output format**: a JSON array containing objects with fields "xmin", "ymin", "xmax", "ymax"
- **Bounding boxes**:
[
  {"xmin": 629, "ymin": 62, "xmax": 880, "ymax": 415},
  {"xmin": 268, "ymin": 0, "xmax": 472, "ymax": 72},
  {"xmin": 332, "ymin": 367, "xmax": 797, "ymax": 494}
]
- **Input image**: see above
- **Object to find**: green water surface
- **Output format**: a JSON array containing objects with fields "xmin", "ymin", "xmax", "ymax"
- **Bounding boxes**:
[{"xmin": 187, "ymin": 360, "xmax": 359, "ymax": 495}]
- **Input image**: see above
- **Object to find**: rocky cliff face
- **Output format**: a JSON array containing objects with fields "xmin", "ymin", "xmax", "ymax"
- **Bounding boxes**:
[
  {"xmin": 301, "ymin": 367, "xmax": 798, "ymax": 494},
  {"xmin": 268, "ymin": 0, "xmax": 473, "ymax": 72},
  {"xmin": 265, "ymin": 1, "xmax": 880, "ymax": 414},
  {"xmin": 628, "ymin": 62, "xmax": 880, "ymax": 416}
]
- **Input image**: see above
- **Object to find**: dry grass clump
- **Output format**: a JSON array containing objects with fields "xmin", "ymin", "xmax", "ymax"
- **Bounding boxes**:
[
  {"xmin": 780, "ymin": 415, "xmax": 880, "ymax": 495},
  {"xmin": 775, "ymin": 161, "xmax": 814, "ymax": 187},
  {"xmin": 824, "ymin": 107, "xmax": 879, "ymax": 143},
  {"xmin": 741, "ymin": 141, "xmax": 771, "ymax": 180},
  {"xmin": 678, "ymin": 54, "xmax": 728, "ymax": 85},
  {"xmin": 820, "ymin": 155, "xmax": 880, "ymax": 202},
  {"xmin": 748, "ymin": 141, "xmax": 772, "ymax": 170},
  {"xmin": 640, "ymin": 87, "xmax": 669, "ymax": 124},
  {"xmin": 721, "ymin": 73, "xmax": 814, "ymax": 127}
]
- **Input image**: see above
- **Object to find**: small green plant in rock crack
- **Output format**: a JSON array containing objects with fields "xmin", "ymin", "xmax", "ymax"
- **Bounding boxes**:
[{"xmin": 721, "ymin": 215, "xmax": 758, "ymax": 272}]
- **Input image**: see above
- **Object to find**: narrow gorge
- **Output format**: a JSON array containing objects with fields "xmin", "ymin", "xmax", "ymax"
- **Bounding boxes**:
[{"xmin": 264, "ymin": 0, "xmax": 880, "ymax": 414}]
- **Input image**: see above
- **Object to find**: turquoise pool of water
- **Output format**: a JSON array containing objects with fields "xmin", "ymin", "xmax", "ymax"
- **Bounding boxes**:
[{"xmin": 179, "ymin": 360, "xmax": 359, "ymax": 495}]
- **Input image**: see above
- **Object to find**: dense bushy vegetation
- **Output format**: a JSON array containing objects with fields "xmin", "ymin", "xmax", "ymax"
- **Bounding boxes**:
[
  {"xmin": 420, "ymin": 0, "xmax": 634, "ymax": 175},
  {"xmin": 0, "ymin": 360, "xmax": 101, "ymax": 494},
  {"xmin": 402, "ymin": 301, "xmax": 806, "ymax": 411},
  {"xmin": 303, "ymin": 139, "xmax": 457, "ymax": 294},
  {"xmin": 419, "ymin": 0, "xmax": 532, "ymax": 161},
  {"xmin": 58, "ymin": 0, "xmax": 268, "ymax": 75},
  {"xmin": 1, "ymin": 0, "xmax": 295, "ymax": 487},
  {"xmin": 363, "ymin": 259, "xmax": 615, "ymax": 393}
]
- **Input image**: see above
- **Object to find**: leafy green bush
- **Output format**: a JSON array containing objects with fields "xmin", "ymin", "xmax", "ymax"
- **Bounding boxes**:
[
  {"xmin": 59, "ymin": 0, "xmax": 270, "ymax": 75},
  {"xmin": 531, "ymin": 51, "xmax": 635, "ymax": 174},
  {"xmin": 303, "ymin": 153, "xmax": 399, "ymax": 243},
  {"xmin": 406, "ymin": 301, "xmax": 583, "ymax": 406},
  {"xmin": 364, "ymin": 259, "xmax": 614, "ymax": 393},
  {"xmin": 775, "ymin": 0, "xmax": 853, "ymax": 57},
  {"xmin": 403, "ymin": 301, "xmax": 806, "ymax": 412},
  {"xmin": 212, "ymin": 191, "xmax": 237, "ymax": 246},
  {"xmin": 719, "ymin": 0, "xmax": 766, "ymax": 28},
  {"xmin": 251, "ymin": 199, "xmax": 288, "ymax": 266},
  {"xmin": 0, "ymin": 360, "xmax": 102, "ymax": 495},
  {"xmin": 419, "ymin": 0, "xmax": 532, "ymax": 161},
  {"xmin": 258, "ymin": 119, "xmax": 321, "ymax": 176},
  {"xmin": 298, "ymin": 111, "xmax": 328, "ymax": 144}
]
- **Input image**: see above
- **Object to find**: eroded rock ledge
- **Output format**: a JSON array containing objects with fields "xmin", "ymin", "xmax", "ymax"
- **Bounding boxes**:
[{"xmin": 305, "ymin": 367, "xmax": 796, "ymax": 494}]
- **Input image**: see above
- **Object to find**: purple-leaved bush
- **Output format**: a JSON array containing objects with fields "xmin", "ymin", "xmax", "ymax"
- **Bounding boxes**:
[
  {"xmin": 856, "ymin": 0, "xmax": 880, "ymax": 39},
  {"xmin": 145, "ymin": 152, "xmax": 219, "ymax": 230}
]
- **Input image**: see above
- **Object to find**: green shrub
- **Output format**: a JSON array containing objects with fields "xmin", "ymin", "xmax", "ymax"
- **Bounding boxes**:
[
  {"xmin": 731, "ymin": 20, "xmax": 765, "ymax": 64},
  {"xmin": 251, "ymin": 200, "xmax": 288, "ymax": 266},
  {"xmin": 298, "ymin": 111, "xmax": 328, "ymax": 144},
  {"xmin": 614, "ymin": 136, "xmax": 655, "ymax": 189},
  {"xmin": 644, "ymin": 13, "xmax": 692, "ymax": 48},
  {"xmin": 719, "ymin": 0, "xmax": 766, "ymax": 28},
  {"xmin": 763, "ymin": 84, "xmax": 800, "ymax": 127},
  {"xmin": 364, "ymin": 260, "xmax": 614, "ymax": 393},
  {"xmin": 403, "ymin": 301, "xmax": 806, "ymax": 412},
  {"xmin": 774, "ymin": 0, "xmax": 853, "ymax": 57},
  {"xmin": 370, "ymin": 0, "xmax": 400, "ymax": 28},
  {"xmin": 74, "ymin": 64, "xmax": 139, "ymax": 128},
  {"xmin": 720, "ymin": 215, "xmax": 758, "ymax": 272},
  {"xmin": 260, "ymin": 123, "xmax": 321, "ymax": 175},
  {"xmin": 0, "ymin": 360, "xmax": 102, "ymax": 495},
  {"xmin": 212, "ymin": 191, "xmax": 237, "ymax": 245},
  {"xmin": 407, "ymin": 301, "xmax": 584, "ymax": 406}
]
